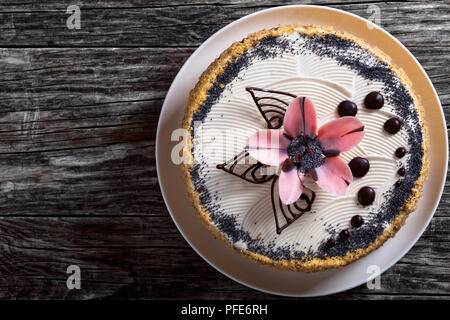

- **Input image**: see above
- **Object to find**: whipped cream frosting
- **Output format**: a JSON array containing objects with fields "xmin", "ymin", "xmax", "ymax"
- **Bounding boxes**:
[{"xmin": 189, "ymin": 31, "xmax": 423, "ymax": 260}]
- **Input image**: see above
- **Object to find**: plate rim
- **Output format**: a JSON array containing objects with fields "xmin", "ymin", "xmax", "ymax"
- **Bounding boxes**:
[{"xmin": 156, "ymin": 4, "xmax": 448, "ymax": 297}]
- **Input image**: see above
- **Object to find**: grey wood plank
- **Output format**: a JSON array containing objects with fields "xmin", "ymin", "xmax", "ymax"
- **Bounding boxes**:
[
  {"xmin": 0, "ymin": 48, "xmax": 192, "ymax": 111},
  {"xmin": 0, "ymin": 2, "xmax": 448, "ymax": 47},
  {"xmin": 0, "ymin": 142, "xmax": 168, "ymax": 216}
]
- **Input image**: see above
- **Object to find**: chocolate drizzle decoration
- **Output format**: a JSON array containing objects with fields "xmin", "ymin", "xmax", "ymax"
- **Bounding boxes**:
[
  {"xmin": 246, "ymin": 87, "xmax": 296, "ymax": 129},
  {"xmin": 215, "ymin": 87, "xmax": 315, "ymax": 235},
  {"xmin": 270, "ymin": 176, "xmax": 316, "ymax": 235},
  {"xmin": 216, "ymin": 150, "xmax": 275, "ymax": 184}
]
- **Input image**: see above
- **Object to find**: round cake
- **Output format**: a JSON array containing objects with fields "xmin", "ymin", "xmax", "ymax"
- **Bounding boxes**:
[{"xmin": 181, "ymin": 25, "xmax": 429, "ymax": 272}]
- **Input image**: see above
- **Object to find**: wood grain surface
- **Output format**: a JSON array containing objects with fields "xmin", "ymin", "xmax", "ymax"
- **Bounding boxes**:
[{"xmin": 0, "ymin": 0, "xmax": 448, "ymax": 299}]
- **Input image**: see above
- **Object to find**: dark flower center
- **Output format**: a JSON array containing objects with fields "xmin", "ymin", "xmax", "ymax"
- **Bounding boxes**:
[{"xmin": 287, "ymin": 135, "xmax": 325, "ymax": 173}]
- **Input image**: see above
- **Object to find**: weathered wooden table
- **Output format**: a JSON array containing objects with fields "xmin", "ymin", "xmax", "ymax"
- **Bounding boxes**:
[{"xmin": 0, "ymin": 1, "xmax": 448, "ymax": 299}]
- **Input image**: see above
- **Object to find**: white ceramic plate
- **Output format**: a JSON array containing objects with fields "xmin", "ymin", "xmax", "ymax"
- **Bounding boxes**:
[{"xmin": 156, "ymin": 5, "xmax": 447, "ymax": 297}]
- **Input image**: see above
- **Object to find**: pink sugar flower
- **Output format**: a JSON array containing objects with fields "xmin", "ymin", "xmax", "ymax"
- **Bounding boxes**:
[{"xmin": 246, "ymin": 97, "xmax": 365, "ymax": 204}]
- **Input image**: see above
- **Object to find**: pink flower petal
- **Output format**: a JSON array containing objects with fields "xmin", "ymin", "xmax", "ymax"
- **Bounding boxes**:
[
  {"xmin": 312, "ymin": 157, "xmax": 353, "ymax": 196},
  {"xmin": 246, "ymin": 129, "xmax": 290, "ymax": 166},
  {"xmin": 283, "ymin": 96, "xmax": 318, "ymax": 139},
  {"xmin": 318, "ymin": 117, "xmax": 364, "ymax": 153},
  {"xmin": 279, "ymin": 160, "xmax": 303, "ymax": 205}
]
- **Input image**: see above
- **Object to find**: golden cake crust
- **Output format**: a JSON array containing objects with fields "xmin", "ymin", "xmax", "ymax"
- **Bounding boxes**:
[{"xmin": 180, "ymin": 25, "xmax": 429, "ymax": 272}]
